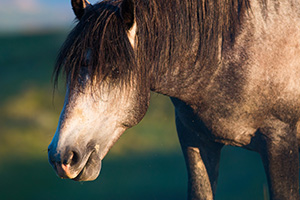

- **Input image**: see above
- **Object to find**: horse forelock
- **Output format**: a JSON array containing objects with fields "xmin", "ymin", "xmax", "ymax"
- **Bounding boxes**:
[{"xmin": 54, "ymin": 0, "xmax": 136, "ymax": 91}]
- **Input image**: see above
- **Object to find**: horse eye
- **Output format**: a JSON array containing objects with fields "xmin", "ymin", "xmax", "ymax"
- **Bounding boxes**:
[{"xmin": 78, "ymin": 66, "xmax": 90, "ymax": 85}]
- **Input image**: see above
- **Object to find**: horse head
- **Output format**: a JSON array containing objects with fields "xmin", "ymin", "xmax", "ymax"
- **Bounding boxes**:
[{"xmin": 48, "ymin": 0, "xmax": 149, "ymax": 181}]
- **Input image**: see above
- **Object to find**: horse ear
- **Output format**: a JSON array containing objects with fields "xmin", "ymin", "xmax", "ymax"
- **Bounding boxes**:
[
  {"xmin": 120, "ymin": 0, "xmax": 135, "ymax": 30},
  {"xmin": 71, "ymin": 0, "xmax": 91, "ymax": 20}
]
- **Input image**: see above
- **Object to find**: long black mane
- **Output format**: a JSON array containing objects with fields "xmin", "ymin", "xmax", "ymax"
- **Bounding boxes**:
[
  {"xmin": 55, "ymin": 0, "xmax": 251, "ymax": 92},
  {"xmin": 54, "ymin": 0, "xmax": 136, "ymax": 89},
  {"xmin": 135, "ymin": 0, "xmax": 250, "ymax": 95}
]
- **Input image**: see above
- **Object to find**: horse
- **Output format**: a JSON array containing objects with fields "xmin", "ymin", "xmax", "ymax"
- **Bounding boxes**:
[{"xmin": 48, "ymin": 0, "xmax": 300, "ymax": 199}]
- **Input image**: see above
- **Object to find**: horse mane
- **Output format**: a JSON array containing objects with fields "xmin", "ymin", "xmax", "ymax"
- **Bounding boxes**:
[
  {"xmin": 134, "ymin": 0, "xmax": 251, "ymax": 91},
  {"xmin": 54, "ymin": 0, "xmax": 251, "ymax": 91},
  {"xmin": 54, "ymin": 0, "xmax": 136, "ymax": 90}
]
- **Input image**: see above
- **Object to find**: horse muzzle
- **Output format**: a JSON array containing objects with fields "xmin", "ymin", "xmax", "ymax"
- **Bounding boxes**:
[{"xmin": 48, "ymin": 144, "xmax": 102, "ymax": 181}]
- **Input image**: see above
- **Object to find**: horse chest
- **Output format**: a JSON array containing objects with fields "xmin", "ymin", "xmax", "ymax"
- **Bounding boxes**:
[
  {"xmin": 195, "ymin": 69, "xmax": 300, "ymax": 147},
  {"xmin": 173, "ymin": 97, "xmax": 258, "ymax": 147},
  {"xmin": 175, "ymin": 59, "xmax": 300, "ymax": 147}
]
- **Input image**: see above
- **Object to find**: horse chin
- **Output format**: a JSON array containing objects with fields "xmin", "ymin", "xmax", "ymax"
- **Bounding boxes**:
[{"xmin": 72, "ymin": 151, "xmax": 102, "ymax": 182}]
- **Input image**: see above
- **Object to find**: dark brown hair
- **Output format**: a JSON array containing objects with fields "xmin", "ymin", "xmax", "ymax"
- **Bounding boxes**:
[
  {"xmin": 54, "ymin": 0, "xmax": 251, "ymax": 92},
  {"xmin": 54, "ymin": 0, "xmax": 136, "ymax": 89}
]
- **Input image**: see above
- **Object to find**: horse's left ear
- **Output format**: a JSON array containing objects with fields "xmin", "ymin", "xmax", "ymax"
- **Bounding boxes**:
[
  {"xmin": 120, "ymin": 0, "xmax": 135, "ymax": 30},
  {"xmin": 71, "ymin": 0, "xmax": 91, "ymax": 20}
]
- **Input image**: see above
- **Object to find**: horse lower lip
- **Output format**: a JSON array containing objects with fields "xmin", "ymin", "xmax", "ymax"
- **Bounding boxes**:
[
  {"xmin": 72, "ymin": 165, "xmax": 86, "ymax": 181},
  {"xmin": 72, "ymin": 152, "xmax": 93, "ymax": 181},
  {"xmin": 72, "ymin": 151, "xmax": 101, "ymax": 181}
]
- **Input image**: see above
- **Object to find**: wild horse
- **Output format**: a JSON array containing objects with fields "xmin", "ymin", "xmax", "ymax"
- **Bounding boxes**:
[{"xmin": 48, "ymin": 0, "xmax": 300, "ymax": 199}]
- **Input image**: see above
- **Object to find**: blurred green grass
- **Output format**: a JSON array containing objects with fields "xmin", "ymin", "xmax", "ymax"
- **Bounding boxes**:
[{"xmin": 0, "ymin": 32, "xmax": 270, "ymax": 200}]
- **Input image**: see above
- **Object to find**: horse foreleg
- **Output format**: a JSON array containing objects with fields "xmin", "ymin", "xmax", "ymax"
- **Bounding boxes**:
[
  {"xmin": 258, "ymin": 118, "xmax": 299, "ymax": 200},
  {"xmin": 176, "ymin": 117, "xmax": 223, "ymax": 200}
]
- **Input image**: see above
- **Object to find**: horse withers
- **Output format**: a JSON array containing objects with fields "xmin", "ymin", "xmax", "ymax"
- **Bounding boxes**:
[{"xmin": 48, "ymin": 0, "xmax": 300, "ymax": 199}]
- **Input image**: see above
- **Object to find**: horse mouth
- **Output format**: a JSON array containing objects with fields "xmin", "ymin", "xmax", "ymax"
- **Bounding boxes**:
[
  {"xmin": 72, "ymin": 151, "xmax": 102, "ymax": 181},
  {"xmin": 52, "ymin": 150, "xmax": 102, "ymax": 182}
]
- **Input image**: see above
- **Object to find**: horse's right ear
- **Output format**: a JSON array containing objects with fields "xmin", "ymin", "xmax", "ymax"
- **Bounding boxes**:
[
  {"xmin": 120, "ymin": 0, "xmax": 135, "ymax": 30},
  {"xmin": 71, "ymin": 0, "xmax": 91, "ymax": 20}
]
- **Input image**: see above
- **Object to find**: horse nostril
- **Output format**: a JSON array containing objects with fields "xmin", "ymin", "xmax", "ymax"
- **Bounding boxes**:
[
  {"xmin": 63, "ymin": 149, "xmax": 80, "ymax": 166},
  {"xmin": 71, "ymin": 150, "xmax": 80, "ymax": 166}
]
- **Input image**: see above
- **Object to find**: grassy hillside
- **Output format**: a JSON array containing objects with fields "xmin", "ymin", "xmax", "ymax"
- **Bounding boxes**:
[{"xmin": 0, "ymin": 32, "xmax": 269, "ymax": 200}]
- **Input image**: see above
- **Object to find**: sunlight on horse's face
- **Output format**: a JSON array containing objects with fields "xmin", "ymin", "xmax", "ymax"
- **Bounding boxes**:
[
  {"xmin": 47, "ymin": 0, "xmax": 144, "ymax": 183},
  {"xmin": 48, "ymin": 77, "xmax": 147, "ymax": 181}
]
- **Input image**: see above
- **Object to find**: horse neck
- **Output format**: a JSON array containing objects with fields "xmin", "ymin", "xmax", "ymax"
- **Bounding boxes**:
[
  {"xmin": 135, "ymin": 0, "xmax": 251, "ymax": 104},
  {"xmin": 136, "ymin": 0, "xmax": 235, "ymax": 103}
]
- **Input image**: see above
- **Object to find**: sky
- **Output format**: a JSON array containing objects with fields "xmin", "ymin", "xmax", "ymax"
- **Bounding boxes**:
[{"xmin": 0, "ymin": 0, "xmax": 99, "ymax": 32}]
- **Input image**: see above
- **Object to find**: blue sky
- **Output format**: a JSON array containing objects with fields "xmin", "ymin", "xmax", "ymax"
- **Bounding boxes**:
[{"xmin": 0, "ymin": 0, "xmax": 99, "ymax": 32}]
